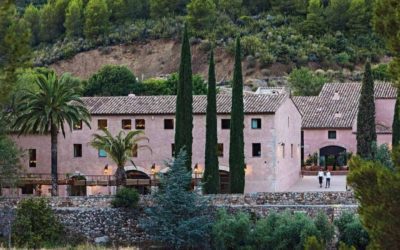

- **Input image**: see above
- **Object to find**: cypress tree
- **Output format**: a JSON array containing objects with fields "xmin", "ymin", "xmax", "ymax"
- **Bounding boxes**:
[
  {"xmin": 392, "ymin": 90, "xmax": 400, "ymax": 147},
  {"xmin": 174, "ymin": 24, "xmax": 193, "ymax": 172},
  {"xmin": 357, "ymin": 62, "xmax": 377, "ymax": 159},
  {"xmin": 229, "ymin": 37, "xmax": 245, "ymax": 193},
  {"xmin": 203, "ymin": 49, "xmax": 219, "ymax": 194}
]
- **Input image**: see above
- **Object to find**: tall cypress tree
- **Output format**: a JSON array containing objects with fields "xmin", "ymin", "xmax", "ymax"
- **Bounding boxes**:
[
  {"xmin": 203, "ymin": 49, "xmax": 219, "ymax": 194},
  {"xmin": 392, "ymin": 90, "xmax": 400, "ymax": 147},
  {"xmin": 357, "ymin": 62, "xmax": 377, "ymax": 159},
  {"xmin": 174, "ymin": 24, "xmax": 193, "ymax": 172},
  {"xmin": 229, "ymin": 37, "xmax": 245, "ymax": 193}
]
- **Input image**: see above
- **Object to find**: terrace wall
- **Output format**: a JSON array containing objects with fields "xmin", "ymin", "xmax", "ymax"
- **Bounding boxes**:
[{"xmin": 0, "ymin": 192, "xmax": 357, "ymax": 245}]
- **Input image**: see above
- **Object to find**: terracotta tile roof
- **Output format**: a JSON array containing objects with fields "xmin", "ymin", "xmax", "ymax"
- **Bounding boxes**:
[
  {"xmin": 81, "ymin": 94, "xmax": 288, "ymax": 115},
  {"xmin": 293, "ymin": 82, "xmax": 397, "ymax": 129}
]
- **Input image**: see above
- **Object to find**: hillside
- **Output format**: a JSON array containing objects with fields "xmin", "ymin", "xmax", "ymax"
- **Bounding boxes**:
[{"xmin": 50, "ymin": 39, "xmax": 294, "ymax": 85}]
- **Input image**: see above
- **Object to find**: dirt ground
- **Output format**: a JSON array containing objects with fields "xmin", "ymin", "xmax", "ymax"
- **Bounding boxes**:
[{"xmin": 50, "ymin": 39, "xmax": 291, "ymax": 83}]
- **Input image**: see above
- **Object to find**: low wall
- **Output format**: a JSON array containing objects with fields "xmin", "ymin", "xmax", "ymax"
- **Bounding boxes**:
[{"xmin": 0, "ymin": 192, "xmax": 358, "ymax": 246}]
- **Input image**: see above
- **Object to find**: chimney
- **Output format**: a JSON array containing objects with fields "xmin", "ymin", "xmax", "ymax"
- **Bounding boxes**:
[
  {"xmin": 333, "ymin": 91, "xmax": 340, "ymax": 100},
  {"xmin": 334, "ymin": 111, "xmax": 342, "ymax": 118}
]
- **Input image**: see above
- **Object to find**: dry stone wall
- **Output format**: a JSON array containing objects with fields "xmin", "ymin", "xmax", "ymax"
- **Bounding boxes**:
[{"xmin": 0, "ymin": 192, "xmax": 358, "ymax": 246}]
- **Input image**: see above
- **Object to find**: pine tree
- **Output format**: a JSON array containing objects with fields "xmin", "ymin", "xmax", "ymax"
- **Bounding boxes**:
[
  {"xmin": 84, "ymin": 0, "xmax": 110, "ymax": 39},
  {"xmin": 141, "ymin": 150, "xmax": 212, "ymax": 249},
  {"xmin": 357, "ymin": 62, "xmax": 376, "ymax": 159},
  {"xmin": 65, "ymin": 0, "xmax": 84, "ymax": 38},
  {"xmin": 23, "ymin": 4, "xmax": 41, "ymax": 45},
  {"xmin": 203, "ymin": 49, "xmax": 219, "ymax": 194},
  {"xmin": 393, "ymin": 91, "xmax": 400, "ymax": 147},
  {"xmin": 229, "ymin": 37, "xmax": 245, "ymax": 193},
  {"xmin": 174, "ymin": 24, "xmax": 193, "ymax": 172},
  {"xmin": 303, "ymin": 0, "xmax": 326, "ymax": 35}
]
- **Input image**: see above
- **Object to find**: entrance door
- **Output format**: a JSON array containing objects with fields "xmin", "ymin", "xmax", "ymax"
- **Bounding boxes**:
[
  {"xmin": 319, "ymin": 146, "xmax": 347, "ymax": 169},
  {"xmin": 219, "ymin": 170, "xmax": 230, "ymax": 194}
]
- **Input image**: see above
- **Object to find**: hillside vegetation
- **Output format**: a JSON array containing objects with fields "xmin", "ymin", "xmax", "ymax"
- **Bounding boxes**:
[{"xmin": 17, "ymin": 0, "xmax": 386, "ymax": 74}]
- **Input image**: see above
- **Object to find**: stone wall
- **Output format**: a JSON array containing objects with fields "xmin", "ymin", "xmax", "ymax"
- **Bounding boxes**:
[{"xmin": 0, "ymin": 192, "xmax": 358, "ymax": 246}]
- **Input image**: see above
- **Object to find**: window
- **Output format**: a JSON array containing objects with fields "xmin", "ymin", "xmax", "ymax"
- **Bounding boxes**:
[
  {"xmin": 218, "ymin": 143, "xmax": 224, "ymax": 157},
  {"xmin": 328, "ymin": 131, "xmax": 337, "ymax": 139},
  {"xmin": 122, "ymin": 119, "xmax": 132, "ymax": 130},
  {"xmin": 171, "ymin": 144, "xmax": 175, "ymax": 157},
  {"xmin": 252, "ymin": 143, "xmax": 261, "ymax": 157},
  {"xmin": 221, "ymin": 119, "xmax": 230, "ymax": 129},
  {"xmin": 135, "ymin": 119, "xmax": 145, "ymax": 130},
  {"xmin": 164, "ymin": 119, "xmax": 174, "ymax": 129},
  {"xmin": 73, "ymin": 120, "xmax": 82, "ymax": 130},
  {"xmin": 98, "ymin": 149, "xmax": 107, "ymax": 158},
  {"xmin": 132, "ymin": 144, "xmax": 138, "ymax": 158},
  {"xmin": 282, "ymin": 144, "xmax": 285, "ymax": 158},
  {"xmin": 73, "ymin": 144, "xmax": 82, "ymax": 158},
  {"xmin": 291, "ymin": 144, "xmax": 294, "ymax": 158},
  {"xmin": 98, "ymin": 119, "xmax": 108, "ymax": 130},
  {"xmin": 21, "ymin": 184, "xmax": 34, "ymax": 195},
  {"xmin": 29, "ymin": 149, "xmax": 36, "ymax": 168},
  {"xmin": 251, "ymin": 118, "xmax": 262, "ymax": 129}
]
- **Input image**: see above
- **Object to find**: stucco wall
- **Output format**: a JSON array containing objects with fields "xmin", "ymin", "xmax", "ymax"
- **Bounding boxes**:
[
  {"xmin": 11, "ymin": 103, "xmax": 301, "ymax": 194},
  {"xmin": 274, "ymin": 98, "xmax": 302, "ymax": 191}
]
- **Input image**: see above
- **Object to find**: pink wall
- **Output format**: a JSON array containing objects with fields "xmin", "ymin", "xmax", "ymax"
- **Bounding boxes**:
[
  {"xmin": 11, "ymin": 96, "xmax": 302, "ymax": 194},
  {"xmin": 274, "ymin": 98, "xmax": 302, "ymax": 191},
  {"xmin": 376, "ymin": 99, "xmax": 396, "ymax": 128}
]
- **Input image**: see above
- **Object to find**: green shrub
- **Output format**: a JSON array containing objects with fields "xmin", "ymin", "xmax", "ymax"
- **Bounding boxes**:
[
  {"xmin": 314, "ymin": 212, "xmax": 335, "ymax": 244},
  {"xmin": 334, "ymin": 212, "xmax": 369, "ymax": 250},
  {"xmin": 304, "ymin": 236, "xmax": 324, "ymax": 250},
  {"xmin": 212, "ymin": 210, "xmax": 252, "ymax": 249},
  {"xmin": 111, "ymin": 187, "xmax": 140, "ymax": 208},
  {"xmin": 12, "ymin": 198, "xmax": 64, "ymax": 248}
]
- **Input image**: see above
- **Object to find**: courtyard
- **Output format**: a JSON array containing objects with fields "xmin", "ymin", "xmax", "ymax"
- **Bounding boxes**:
[{"xmin": 286, "ymin": 175, "xmax": 348, "ymax": 192}]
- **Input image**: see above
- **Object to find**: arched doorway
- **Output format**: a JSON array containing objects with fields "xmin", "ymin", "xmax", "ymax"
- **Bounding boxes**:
[
  {"xmin": 126, "ymin": 170, "xmax": 151, "ymax": 195},
  {"xmin": 69, "ymin": 175, "xmax": 87, "ymax": 196},
  {"xmin": 319, "ymin": 146, "xmax": 347, "ymax": 169},
  {"xmin": 219, "ymin": 170, "xmax": 230, "ymax": 194}
]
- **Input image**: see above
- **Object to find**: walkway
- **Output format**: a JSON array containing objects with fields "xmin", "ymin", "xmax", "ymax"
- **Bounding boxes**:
[{"xmin": 286, "ymin": 175, "xmax": 348, "ymax": 192}]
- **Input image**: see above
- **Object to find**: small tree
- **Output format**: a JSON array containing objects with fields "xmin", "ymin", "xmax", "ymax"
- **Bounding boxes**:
[
  {"xmin": 141, "ymin": 150, "xmax": 212, "ymax": 249},
  {"xmin": 357, "ymin": 62, "xmax": 376, "ymax": 159},
  {"xmin": 84, "ymin": 65, "xmax": 139, "ymax": 96},
  {"xmin": 84, "ymin": 0, "xmax": 110, "ymax": 39},
  {"xmin": 392, "ymin": 91, "xmax": 400, "ymax": 147},
  {"xmin": 187, "ymin": 0, "xmax": 216, "ymax": 33},
  {"xmin": 289, "ymin": 67, "xmax": 327, "ymax": 96},
  {"xmin": 174, "ymin": 24, "xmax": 193, "ymax": 172},
  {"xmin": 203, "ymin": 49, "xmax": 220, "ymax": 194},
  {"xmin": 12, "ymin": 198, "xmax": 64, "ymax": 248},
  {"xmin": 23, "ymin": 4, "xmax": 41, "ymax": 45},
  {"xmin": 347, "ymin": 157, "xmax": 399, "ymax": 249},
  {"xmin": 64, "ymin": 0, "xmax": 84, "ymax": 38},
  {"xmin": 229, "ymin": 37, "xmax": 245, "ymax": 193}
]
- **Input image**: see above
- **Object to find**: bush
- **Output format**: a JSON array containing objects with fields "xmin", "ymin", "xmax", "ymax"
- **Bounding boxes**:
[
  {"xmin": 12, "ymin": 198, "xmax": 64, "ymax": 248},
  {"xmin": 212, "ymin": 210, "xmax": 252, "ymax": 249},
  {"xmin": 335, "ymin": 212, "xmax": 369, "ymax": 250},
  {"xmin": 304, "ymin": 236, "xmax": 324, "ymax": 250},
  {"xmin": 111, "ymin": 187, "xmax": 140, "ymax": 208}
]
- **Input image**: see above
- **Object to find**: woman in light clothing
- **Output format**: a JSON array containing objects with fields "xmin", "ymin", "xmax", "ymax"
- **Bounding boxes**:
[
  {"xmin": 318, "ymin": 169, "xmax": 324, "ymax": 188},
  {"xmin": 326, "ymin": 171, "xmax": 331, "ymax": 188}
]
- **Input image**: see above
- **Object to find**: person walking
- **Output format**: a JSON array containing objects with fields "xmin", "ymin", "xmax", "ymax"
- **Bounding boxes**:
[
  {"xmin": 326, "ymin": 170, "xmax": 331, "ymax": 188},
  {"xmin": 318, "ymin": 169, "xmax": 324, "ymax": 188}
]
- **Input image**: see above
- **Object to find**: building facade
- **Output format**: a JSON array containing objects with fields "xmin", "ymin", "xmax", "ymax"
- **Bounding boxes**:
[
  {"xmin": 293, "ymin": 82, "xmax": 397, "ymax": 167},
  {"xmin": 9, "ymin": 93, "xmax": 302, "ymax": 196}
]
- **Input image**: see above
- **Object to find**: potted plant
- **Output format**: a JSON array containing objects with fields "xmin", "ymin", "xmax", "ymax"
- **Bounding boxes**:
[
  {"xmin": 326, "ymin": 155, "xmax": 335, "ymax": 171},
  {"xmin": 304, "ymin": 154, "xmax": 313, "ymax": 170}
]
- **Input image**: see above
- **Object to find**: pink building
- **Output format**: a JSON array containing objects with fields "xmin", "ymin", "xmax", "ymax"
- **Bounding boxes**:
[
  {"xmin": 9, "ymin": 93, "xmax": 302, "ymax": 196},
  {"xmin": 293, "ymin": 82, "xmax": 397, "ymax": 167}
]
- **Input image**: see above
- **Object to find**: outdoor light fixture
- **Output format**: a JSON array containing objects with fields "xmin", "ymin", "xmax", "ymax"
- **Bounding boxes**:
[
  {"xmin": 103, "ymin": 164, "xmax": 109, "ymax": 175},
  {"xmin": 194, "ymin": 163, "xmax": 199, "ymax": 173},
  {"xmin": 151, "ymin": 163, "xmax": 156, "ymax": 174}
]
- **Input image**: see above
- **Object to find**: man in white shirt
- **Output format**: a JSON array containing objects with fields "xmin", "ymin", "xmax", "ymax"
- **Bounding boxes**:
[
  {"xmin": 318, "ymin": 169, "xmax": 324, "ymax": 188},
  {"xmin": 326, "ymin": 171, "xmax": 331, "ymax": 188}
]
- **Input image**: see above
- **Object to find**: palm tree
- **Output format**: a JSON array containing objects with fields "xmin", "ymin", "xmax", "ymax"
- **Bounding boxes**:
[
  {"xmin": 13, "ymin": 71, "xmax": 91, "ymax": 196},
  {"xmin": 90, "ymin": 129, "xmax": 150, "ymax": 188}
]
